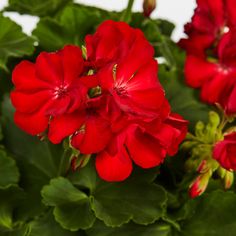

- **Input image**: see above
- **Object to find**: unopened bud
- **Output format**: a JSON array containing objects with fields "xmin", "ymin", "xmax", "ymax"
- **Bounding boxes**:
[
  {"xmin": 216, "ymin": 166, "xmax": 226, "ymax": 179},
  {"xmin": 143, "ymin": 0, "xmax": 156, "ymax": 17},
  {"xmin": 197, "ymin": 160, "xmax": 208, "ymax": 173},
  {"xmin": 71, "ymin": 154, "xmax": 91, "ymax": 171},
  {"xmin": 189, "ymin": 172, "xmax": 211, "ymax": 198},
  {"xmin": 224, "ymin": 171, "xmax": 234, "ymax": 189}
]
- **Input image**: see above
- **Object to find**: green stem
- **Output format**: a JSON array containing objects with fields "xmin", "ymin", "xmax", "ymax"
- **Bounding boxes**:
[
  {"xmin": 57, "ymin": 149, "xmax": 71, "ymax": 177},
  {"xmin": 121, "ymin": 0, "xmax": 135, "ymax": 23}
]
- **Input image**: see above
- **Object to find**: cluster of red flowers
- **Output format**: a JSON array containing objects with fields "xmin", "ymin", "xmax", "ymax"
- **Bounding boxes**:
[
  {"xmin": 181, "ymin": 0, "xmax": 236, "ymax": 115},
  {"xmin": 181, "ymin": 0, "xmax": 236, "ymax": 171},
  {"xmin": 11, "ymin": 20, "xmax": 187, "ymax": 181}
]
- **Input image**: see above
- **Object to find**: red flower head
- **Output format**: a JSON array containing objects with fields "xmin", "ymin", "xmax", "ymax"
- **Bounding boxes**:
[
  {"xmin": 185, "ymin": 30, "xmax": 236, "ymax": 115},
  {"xmin": 179, "ymin": 0, "xmax": 236, "ymax": 57},
  {"xmin": 11, "ymin": 45, "xmax": 88, "ymax": 143},
  {"xmin": 213, "ymin": 132, "xmax": 236, "ymax": 170},
  {"xmin": 11, "ymin": 20, "xmax": 188, "ymax": 182}
]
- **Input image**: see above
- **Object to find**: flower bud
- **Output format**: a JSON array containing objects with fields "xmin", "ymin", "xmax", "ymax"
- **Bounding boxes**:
[
  {"xmin": 224, "ymin": 171, "xmax": 234, "ymax": 189},
  {"xmin": 71, "ymin": 154, "xmax": 91, "ymax": 171},
  {"xmin": 143, "ymin": 0, "xmax": 156, "ymax": 17},
  {"xmin": 197, "ymin": 160, "xmax": 208, "ymax": 173},
  {"xmin": 189, "ymin": 172, "xmax": 211, "ymax": 198}
]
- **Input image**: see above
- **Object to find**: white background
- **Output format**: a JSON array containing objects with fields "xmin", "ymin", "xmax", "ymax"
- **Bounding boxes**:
[{"xmin": 0, "ymin": 0, "xmax": 196, "ymax": 41}]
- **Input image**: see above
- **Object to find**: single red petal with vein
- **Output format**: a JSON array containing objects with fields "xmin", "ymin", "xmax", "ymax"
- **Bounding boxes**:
[
  {"xmin": 48, "ymin": 111, "xmax": 85, "ymax": 144},
  {"xmin": 185, "ymin": 55, "xmax": 218, "ymax": 88},
  {"xmin": 71, "ymin": 114, "xmax": 112, "ymax": 154},
  {"xmin": 95, "ymin": 147, "xmax": 133, "ymax": 182},
  {"xmin": 126, "ymin": 128, "xmax": 166, "ymax": 169},
  {"xmin": 14, "ymin": 110, "xmax": 48, "ymax": 136}
]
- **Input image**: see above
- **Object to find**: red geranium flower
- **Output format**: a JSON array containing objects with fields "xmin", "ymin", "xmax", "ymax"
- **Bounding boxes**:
[
  {"xmin": 213, "ymin": 132, "xmax": 236, "ymax": 170},
  {"xmin": 11, "ymin": 20, "xmax": 188, "ymax": 182},
  {"xmin": 179, "ymin": 0, "xmax": 236, "ymax": 57},
  {"xmin": 185, "ymin": 30, "xmax": 236, "ymax": 115},
  {"xmin": 11, "ymin": 45, "xmax": 88, "ymax": 143}
]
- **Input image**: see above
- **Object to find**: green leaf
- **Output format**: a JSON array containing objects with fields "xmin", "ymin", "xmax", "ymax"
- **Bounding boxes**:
[
  {"xmin": 86, "ymin": 220, "xmax": 171, "ymax": 236},
  {"xmin": 41, "ymin": 177, "xmax": 96, "ymax": 231},
  {"xmin": 27, "ymin": 211, "xmax": 78, "ymax": 236},
  {"xmin": 5, "ymin": 0, "xmax": 72, "ymax": 17},
  {"xmin": 0, "ymin": 150, "xmax": 19, "ymax": 188},
  {"xmin": 1, "ymin": 96, "xmax": 70, "ymax": 220},
  {"xmin": 33, "ymin": 4, "xmax": 108, "ymax": 51},
  {"xmin": 158, "ymin": 64, "xmax": 210, "ymax": 131},
  {"xmin": 0, "ymin": 186, "xmax": 25, "ymax": 231},
  {"xmin": 181, "ymin": 190, "xmax": 236, "ymax": 236},
  {"xmin": 69, "ymin": 162, "xmax": 167, "ymax": 227},
  {"xmin": 0, "ymin": 14, "xmax": 35, "ymax": 71}
]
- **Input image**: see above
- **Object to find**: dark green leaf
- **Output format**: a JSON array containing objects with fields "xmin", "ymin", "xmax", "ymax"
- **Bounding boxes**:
[
  {"xmin": 86, "ymin": 220, "xmax": 171, "ymax": 236},
  {"xmin": 158, "ymin": 64, "xmax": 210, "ymax": 131},
  {"xmin": 0, "ymin": 14, "xmax": 35, "ymax": 71},
  {"xmin": 27, "ymin": 211, "xmax": 78, "ymax": 236},
  {"xmin": 181, "ymin": 190, "xmax": 236, "ymax": 236},
  {"xmin": 0, "ymin": 186, "xmax": 25, "ymax": 231},
  {"xmin": 1, "ymin": 96, "xmax": 70, "ymax": 220},
  {"xmin": 41, "ymin": 177, "xmax": 95, "ymax": 231},
  {"xmin": 5, "ymin": 0, "xmax": 72, "ymax": 17},
  {"xmin": 0, "ymin": 150, "xmax": 19, "ymax": 188},
  {"xmin": 69, "ymin": 162, "xmax": 167, "ymax": 227}
]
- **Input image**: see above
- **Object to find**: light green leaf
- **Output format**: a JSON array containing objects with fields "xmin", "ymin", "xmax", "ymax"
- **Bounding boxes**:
[
  {"xmin": 0, "ymin": 14, "xmax": 35, "ymax": 71},
  {"xmin": 41, "ymin": 177, "xmax": 96, "ymax": 231}
]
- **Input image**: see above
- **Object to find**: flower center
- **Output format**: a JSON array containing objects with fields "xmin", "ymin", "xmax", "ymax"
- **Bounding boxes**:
[{"xmin": 54, "ymin": 85, "xmax": 68, "ymax": 99}]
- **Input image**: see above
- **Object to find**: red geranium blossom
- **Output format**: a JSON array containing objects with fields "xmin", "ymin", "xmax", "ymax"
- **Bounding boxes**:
[
  {"xmin": 179, "ymin": 0, "xmax": 236, "ymax": 57},
  {"xmin": 11, "ymin": 45, "xmax": 88, "ymax": 143},
  {"xmin": 185, "ymin": 30, "xmax": 236, "ymax": 115},
  {"xmin": 11, "ymin": 20, "xmax": 188, "ymax": 182},
  {"xmin": 213, "ymin": 132, "xmax": 236, "ymax": 170}
]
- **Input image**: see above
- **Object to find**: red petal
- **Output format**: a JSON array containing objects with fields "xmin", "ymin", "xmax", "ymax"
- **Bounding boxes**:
[
  {"xmin": 95, "ymin": 147, "xmax": 133, "ymax": 182},
  {"xmin": 48, "ymin": 111, "xmax": 85, "ymax": 144},
  {"xmin": 11, "ymin": 90, "xmax": 52, "ymax": 113},
  {"xmin": 14, "ymin": 110, "xmax": 48, "ymax": 135},
  {"xmin": 12, "ymin": 61, "xmax": 51, "ymax": 91},
  {"xmin": 126, "ymin": 128, "xmax": 166, "ymax": 168},
  {"xmin": 60, "ymin": 45, "xmax": 84, "ymax": 85},
  {"xmin": 71, "ymin": 114, "xmax": 112, "ymax": 154},
  {"xmin": 185, "ymin": 55, "xmax": 218, "ymax": 88}
]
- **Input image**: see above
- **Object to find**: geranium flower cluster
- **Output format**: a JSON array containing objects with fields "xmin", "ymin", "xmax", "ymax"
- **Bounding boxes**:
[
  {"xmin": 181, "ymin": 0, "xmax": 236, "ymax": 115},
  {"xmin": 11, "ymin": 20, "xmax": 187, "ymax": 182}
]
